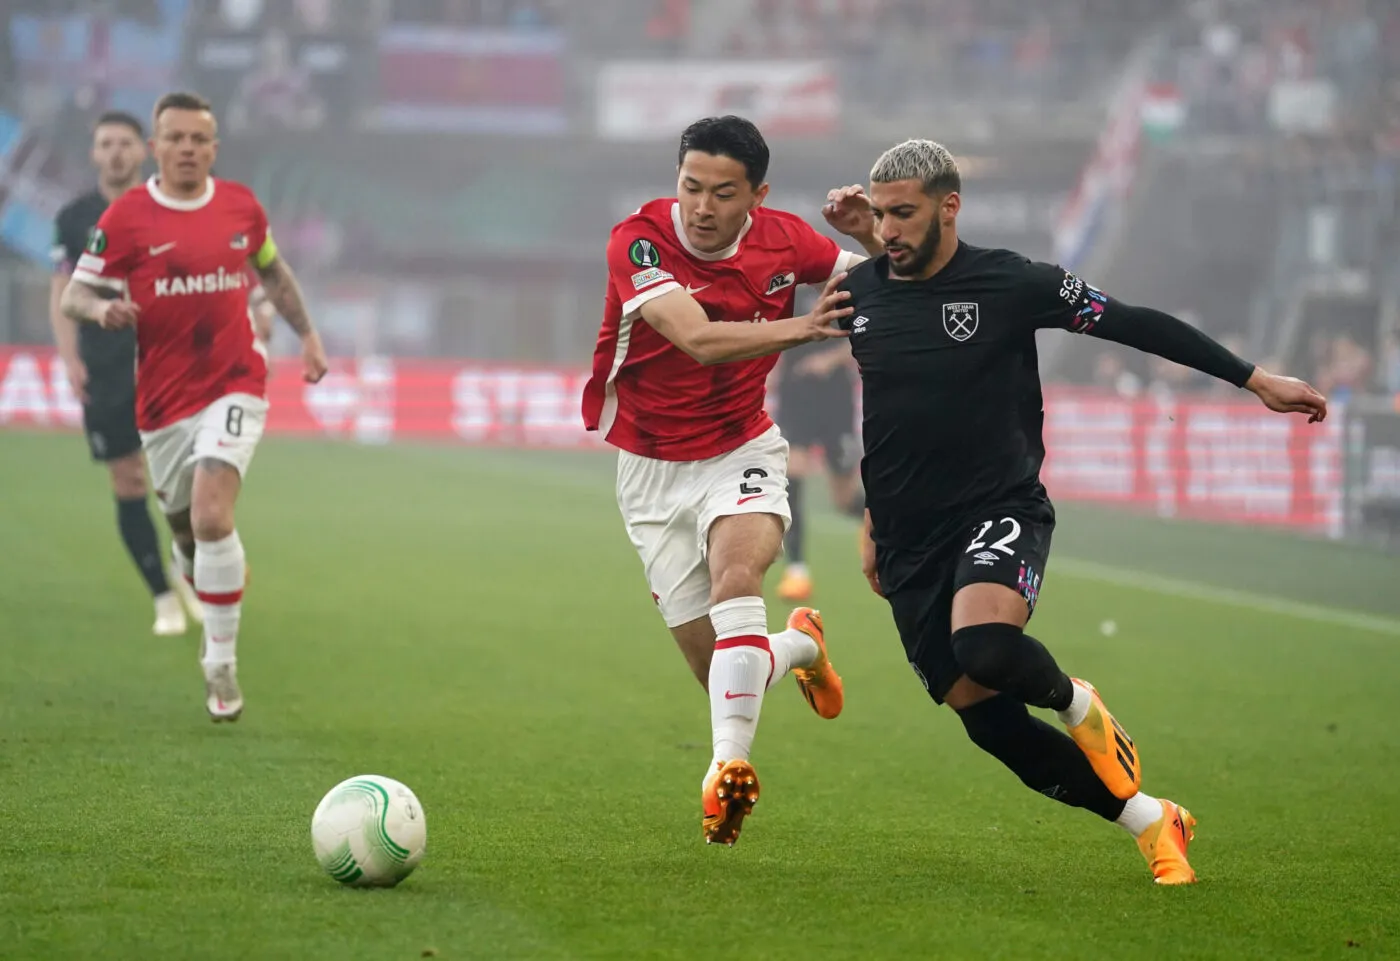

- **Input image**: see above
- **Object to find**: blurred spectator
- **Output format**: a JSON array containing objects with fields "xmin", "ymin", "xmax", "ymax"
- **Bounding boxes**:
[
  {"xmin": 225, "ymin": 29, "xmax": 326, "ymax": 133},
  {"xmin": 1091, "ymin": 350, "xmax": 1144, "ymax": 398}
]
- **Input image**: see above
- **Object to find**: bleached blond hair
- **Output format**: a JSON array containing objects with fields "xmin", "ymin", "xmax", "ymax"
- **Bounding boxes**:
[{"xmin": 870, "ymin": 139, "xmax": 961, "ymax": 195}]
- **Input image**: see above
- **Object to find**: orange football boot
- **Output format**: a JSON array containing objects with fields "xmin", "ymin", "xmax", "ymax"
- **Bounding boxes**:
[
  {"xmin": 1065, "ymin": 678, "xmax": 1141, "ymax": 799},
  {"xmin": 702, "ymin": 759, "xmax": 760, "ymax": 846},
  {"xmin": 1136, "ymin": 799, "xmax": 1198, "ymax": 885},
  {"xmin": 788, "ymin": 607, "xmax": 844, "ymax": 720}
]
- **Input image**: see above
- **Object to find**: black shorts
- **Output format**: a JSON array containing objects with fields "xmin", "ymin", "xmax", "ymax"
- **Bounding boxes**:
[
  {"xmin": 81, "ymin": 368, "xmax": 141, "ymax": 463},
  {"xmin": 775, "ymin": 373, "xmax": 859, "ymax": 473},
  {"xmin": 884, "ymin": 500, "xmax": 1054, "ymax": 704}
]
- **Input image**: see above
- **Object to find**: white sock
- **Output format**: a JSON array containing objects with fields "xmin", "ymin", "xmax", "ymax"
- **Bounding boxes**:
[
  {"xmin": 708, "ymin": 596, "xmax": 773, "ymax": 766},
  {"xmin": 767, "ymin": 627, "xmax": 819, "ymax": 688},
  {"xmin": 1116, "ymin": 792, "xmax": 1164, "ymax": 837},
  {"xmin": 171, "ymin": 541, "xmax": 194, "ymax": 583},
  {"xmin": 1056, "ymin": 680, "xmax": 1092, "ymax": 727},
  {"xmin": 195, "ymin": 531, "xmax": 246, "ymax": 669}
]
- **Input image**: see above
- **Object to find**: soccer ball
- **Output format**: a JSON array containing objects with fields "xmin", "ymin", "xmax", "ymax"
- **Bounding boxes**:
[{"xmin": 311, "ymin": 774, "xmax": 426, "ymax": 887}]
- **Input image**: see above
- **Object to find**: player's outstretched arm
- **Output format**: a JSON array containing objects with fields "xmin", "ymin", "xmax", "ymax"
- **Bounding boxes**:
[
  {"xmin": 1080, "ymin": 300, "xmax": 1327, "ymax": 423},
  {"xmin": 252, "ymin": 253, "xmax": 328, "ymax": 384},
  {"xmin": 641, "ymin": 273, "xmax": 853, "ymax": 365},
  {"xmin": 59, "ymin": 278, "xmax": 137, "ymax": 329}
]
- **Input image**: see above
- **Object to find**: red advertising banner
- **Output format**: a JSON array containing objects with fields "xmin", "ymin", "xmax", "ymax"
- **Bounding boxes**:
[{"xmin": 0, "ymin": 349, "xmax": 1341, "ymax": 534}]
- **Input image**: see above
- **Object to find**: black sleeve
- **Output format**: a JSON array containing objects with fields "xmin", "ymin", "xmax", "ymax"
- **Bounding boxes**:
[
  {"xmin": 50, "ymin": 210, "xmax": 74, "ymax": 275},
  {"xmin": 1018, "ymin": 260, "xmax": 1255, "ymax": 389}
]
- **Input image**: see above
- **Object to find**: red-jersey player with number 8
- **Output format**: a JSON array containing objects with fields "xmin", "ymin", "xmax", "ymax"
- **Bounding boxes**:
[
  {"xmin": 60, "ymin": 91, "xmax": 329, "ymax": 723},
  {"xmin": 581, "ymin": 116, "xmax": 873, "ymax": 845}
]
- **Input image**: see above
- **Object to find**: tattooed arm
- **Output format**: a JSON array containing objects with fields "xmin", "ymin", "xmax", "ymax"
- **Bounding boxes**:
[
  {"xmin": 60, "ymin": 278, "xmax": 138, "ymax": 327},
  {"xmin": 252, "ymin": 248, "xmax": 328, "ymax": 383}
]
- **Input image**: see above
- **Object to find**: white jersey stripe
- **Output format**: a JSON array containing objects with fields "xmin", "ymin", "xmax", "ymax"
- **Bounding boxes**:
[{"xmin": 604, "ymin": 281, "xmax": 682, "ymax": 437}]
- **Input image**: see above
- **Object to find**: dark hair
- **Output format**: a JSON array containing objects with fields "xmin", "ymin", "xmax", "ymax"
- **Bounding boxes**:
[
  {"xmin": 94, "ymin": 110, "xmax": 144, "ymax": 138},
  {"xmin": 153, "ymin": 91, "xmax": 215, "ymax": 124},
  {"xmin": 677, "ymin": 116, "xmax": 770, "ymax": 189}
]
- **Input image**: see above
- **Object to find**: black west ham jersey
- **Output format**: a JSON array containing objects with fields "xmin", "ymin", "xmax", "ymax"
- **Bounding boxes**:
[
  {"xmin": 51, "ymin": 189, "xmax": 136, "ymax": 383},
  {"xmin": 840, "ymin": 243, "xmax": 1113, "ymax": 577}
]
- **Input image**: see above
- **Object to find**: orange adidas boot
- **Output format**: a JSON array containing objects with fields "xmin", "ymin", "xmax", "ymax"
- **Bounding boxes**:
[
  {"xmin": 1136, "ymin": 799, "xmax": 1198, "ymax": 885},
  {"xmin": 1065, "ymin": 679, "xmax": 1141, "ymax": 799}
]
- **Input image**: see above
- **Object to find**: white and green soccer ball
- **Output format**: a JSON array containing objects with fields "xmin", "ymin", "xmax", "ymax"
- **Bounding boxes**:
[{"xmin": 311, "ymin": 774, "xmax": 426, "ymax": 887}]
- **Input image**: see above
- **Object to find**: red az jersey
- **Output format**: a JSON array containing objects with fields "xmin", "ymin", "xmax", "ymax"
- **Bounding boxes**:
[
  {"xmin": 72, "ymin": 177, "xmax": 272, "ymax": 431},
  {"xmin": 582, "ymin": 199, "xmax": 857, "ymax": 461}
]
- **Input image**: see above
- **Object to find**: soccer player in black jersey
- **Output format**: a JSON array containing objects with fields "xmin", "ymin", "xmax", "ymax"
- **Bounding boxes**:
[
  {"xmin": 48, "ymin": 111, "xmax": 202, "ymax": 636},
  {"xmin": 822, "ymin": 140, "xmax": 1327, "ymax": 885}
]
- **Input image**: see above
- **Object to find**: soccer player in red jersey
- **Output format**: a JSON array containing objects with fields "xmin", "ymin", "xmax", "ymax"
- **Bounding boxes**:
[
  {"xmin": 582, "ymin": 116, "xmax": 873, "ymax": 845},
  {"xmin": 60, "ymin": 91, "xmax": 328, "ymax": 722}
]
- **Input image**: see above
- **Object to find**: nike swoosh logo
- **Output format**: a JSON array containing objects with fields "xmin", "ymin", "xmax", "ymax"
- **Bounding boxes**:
[
  {"xmin": 736, "ymin": 494, "xmax": 763, "ymax": 505},
  {"xmin": 149, "ymin": 243, "xmax": 176, "ymax": 255},
  {"xmin": 685, "ymin": 284, "xmax": 711, "ymax": 295},
  {"xmin": 724, "ymin": 691, "xmax": 757, "ymax": 699}
]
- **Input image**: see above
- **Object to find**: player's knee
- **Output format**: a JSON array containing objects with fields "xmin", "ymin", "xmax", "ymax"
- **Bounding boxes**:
[
  {"xmin": 108, "ymin": 456, "xmax": 148, "ymax": 499},
  {"xmin": 950, "ymin": 621, "xmax": 1026, "ymax": 692},
  {"xmin": 190, "ymin": 507, "xmax": 235, "ymax": 542}
]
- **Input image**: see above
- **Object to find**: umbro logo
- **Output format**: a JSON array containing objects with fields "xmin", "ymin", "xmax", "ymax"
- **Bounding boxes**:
[
  {"xmin": 851, "ymin": 314, "xmax": 871, "ymax": 334},
  {"xmin": 972, "ymin": 551, "xmax": 999, "ymax": 567}
]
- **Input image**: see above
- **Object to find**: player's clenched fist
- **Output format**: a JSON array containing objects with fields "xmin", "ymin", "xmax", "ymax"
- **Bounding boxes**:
[
  {"xmin": 97, "ymin": 299, "xmax": 140, "ymax": 330},
  {"xmin": 301, "ymin": 331, "xmax": 329, "ymax": 384}
]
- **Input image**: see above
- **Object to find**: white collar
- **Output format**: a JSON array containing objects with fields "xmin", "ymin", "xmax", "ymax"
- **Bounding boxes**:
[
  {"xmin": 147, "ymin": 175, "xmax": 215, "ymax": 211},
  {"xmin": 670, "ymin": 202, "xmax": 752, "ymax": 262}
]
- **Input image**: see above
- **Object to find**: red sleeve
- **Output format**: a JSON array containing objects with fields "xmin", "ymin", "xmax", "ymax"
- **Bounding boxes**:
[
  {"xmin": 791, "ymin": 219, "xmax": 849, "ymax": 286},
  {"xmin": 70, "ymin": 202, "xmax": 137, "ymax": 293},
  {"xmin": 607, "ymin": 220, "xmax": 681, "ymax": 317}
]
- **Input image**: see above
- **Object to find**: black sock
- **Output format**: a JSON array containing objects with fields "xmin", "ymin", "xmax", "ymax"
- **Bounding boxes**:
[
  {"xmin": 958, "ymin": 693, "xmax": 1126, "ymax": 821},
  {"xmin": 786, "ymin": 476, "xmax": 806, "ymax": 565},
  {"xmin": 950, "ymin": 622, "xmax": 1074, "ymax": 711},
  {"xmin": 117, "ymin": 496, "xmax": 170, "ymax": 596}
]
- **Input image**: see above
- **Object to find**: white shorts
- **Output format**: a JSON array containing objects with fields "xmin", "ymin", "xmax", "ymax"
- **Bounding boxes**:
[
  {"xmin": 140, "ymin": 393, "xmax": 269, "ymax": 515},
  {"xmin": 617, "ymin": 425, "xmax": 791, "ymax": 628}
]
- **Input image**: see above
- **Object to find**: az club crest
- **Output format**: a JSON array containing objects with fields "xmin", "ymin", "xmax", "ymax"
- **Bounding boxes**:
[{"xmin": 942, "ymin": 302, "xmax": 979, "ymax": 342}]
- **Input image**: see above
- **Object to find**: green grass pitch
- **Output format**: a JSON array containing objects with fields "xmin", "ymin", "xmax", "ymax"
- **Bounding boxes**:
[{"xmin": 1, "ymin": 431, "xmax": 1397, "ymax": 960}]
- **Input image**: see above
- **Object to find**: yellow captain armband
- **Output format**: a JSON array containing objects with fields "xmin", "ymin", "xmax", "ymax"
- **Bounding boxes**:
[{"xmin": 253, "ymin": 231, "xmax": 279, "ymax": 269}]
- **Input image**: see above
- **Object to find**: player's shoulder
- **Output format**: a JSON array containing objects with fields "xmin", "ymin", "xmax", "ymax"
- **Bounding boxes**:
[
  {"xmin": 612, "ymin": 198, "xmax": 675, "ymax": 237},
  {"xmin": 102, "ymin": 181, "xmax": 157, "ymax": 220},
  {"xmin": 844, "ymin": 253, "xmax": 883, "ymax": 290},
  {"xmin": 748, "ymin": 206, "xmax": 822, "ymax": 242},
  {"xmin": 213, "ymin": 178, "xmax": 265, "ymax": 212},
  {"xmin": 57, "ymin": 189, "xmax": 106, "ymax": 226},
  {"xmin": 959, "ymin": 242, "xmax": 1035, "ymax": 274}
]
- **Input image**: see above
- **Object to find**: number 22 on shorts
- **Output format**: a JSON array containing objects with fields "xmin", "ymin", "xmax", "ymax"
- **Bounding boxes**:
[{"xmin": 966, "ymin": 517, "xmax": 1021, "ymax": 555}]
